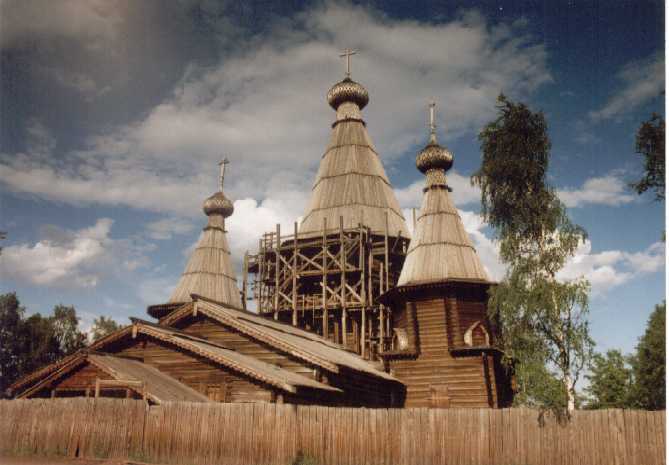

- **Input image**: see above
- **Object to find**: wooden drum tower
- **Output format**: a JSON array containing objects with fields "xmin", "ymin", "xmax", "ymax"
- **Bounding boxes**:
[{"xmin": 378, "ymin": 103, "xmax": 513, "ymax": 408}]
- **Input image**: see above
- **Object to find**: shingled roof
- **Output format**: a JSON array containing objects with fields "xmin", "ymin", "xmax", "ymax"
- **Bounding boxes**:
[
  {"xmin": 396, "ymin": 105, "xmax": 489, "ymax": 288},
  {"xmin": 148, "ymin": 163, "xmax": 242, "ymax": 319},
  {"xmin": 299, "ymin": 74, "xmax": 409, "ymax": 238},
  {"xmin": 161, "ymin": 296, "xmax": 400, "ymax": 383},
  {"xmin": 17, "ymin": 352, "xmax": 212, "ymax": 403},
  {"xmin": 12, "ymin": 319, "xmax": 341, "ymax": 399}
]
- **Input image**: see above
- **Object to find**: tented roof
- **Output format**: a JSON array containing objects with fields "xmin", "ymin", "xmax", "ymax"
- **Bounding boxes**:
[
  {"xmin": 299, "ymin": 88, "xmax": 409, "ymax": 238},
  {"xmin": 167, "ymin": 226, "xmax": 242, "ymax": 308},
  {"xmin": 397, "ymin": 184, "xmax": 490, "ymax": 286}
]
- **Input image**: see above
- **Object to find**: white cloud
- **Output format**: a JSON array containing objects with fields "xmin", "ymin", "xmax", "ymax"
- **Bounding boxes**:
[
  {"xmin": 559, "ymin": 240, "xmax": 665, "ymax": 295},
  {"xmin": 146, "ymin": 217, "xmax": 196, "ymax": 240},
  {"xmin": 0, "ymin": 0, "xmax": 122, "ymax": 50},
  {"xmin": 558, "ymin": 174, "xmax": 636, "ymax": 208},
  {"xmin": 0, "ymin": 3, "xmax": 551, "ymax": 219},
  {"xmin": 589, "ymin": 53, "xmax": 664, "ymax": 122},
  {"xmin": 137, "ymin": 276, "xmax": 178, "ymax": 306},
  {"xmin": 396, "ymin": 170, "xmax": 481, "ymax": 209},
  {"xmin": 0, "ymin": 218, "xmax": 151, "ymax": 288},
  {"xmin": 458, "ymin": 210, "xmax": 506, "ymax": 281}
]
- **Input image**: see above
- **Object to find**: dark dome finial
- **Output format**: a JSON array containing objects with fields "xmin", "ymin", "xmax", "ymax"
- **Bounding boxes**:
[{"xmin": 416, "ymin": 101, "xmax": 453, "ymax": 174}]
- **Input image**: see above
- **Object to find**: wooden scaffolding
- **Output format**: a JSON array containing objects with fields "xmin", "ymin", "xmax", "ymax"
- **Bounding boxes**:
[{"xmin": 244, "ymin": 214, "xmax": 409, "ymax": 359}]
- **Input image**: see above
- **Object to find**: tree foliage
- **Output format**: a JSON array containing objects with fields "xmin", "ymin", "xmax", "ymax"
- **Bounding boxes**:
[
  {"xmin": 91, "ymin": 316, "xmax": 121, "ymax": 341},
  {"xmin": 630, "ymin": 302, "xmax": 665, "ymax": 410},
  {"xmin": 0, "ymin": 294, "xmax": 88, "ymax": 396},
  {"xmin": 585, "ymin": 350, "xmax": 634, "ymax": 409},
  {"xmin": 632, "ymin": 113, "xmax": 665, "ymax": 201},
  {"xmin": 473, "ymin": 94, "xmax": 594, "ymax": 414},
  {"xmin": 52, "ymin": 304, "xmax": 87, "ymax": 354}
]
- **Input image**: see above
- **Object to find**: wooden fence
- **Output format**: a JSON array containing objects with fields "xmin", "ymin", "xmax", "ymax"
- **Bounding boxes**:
[{"xmin": 0, "ymin": 399, "xmax": 664, "ymax": 465}]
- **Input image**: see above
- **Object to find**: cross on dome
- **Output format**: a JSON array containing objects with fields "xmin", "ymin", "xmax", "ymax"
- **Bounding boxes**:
[
  {"xmin": 218, "ymin": 157, "xmax": 229, "ymax": 192},
  {"xmin": 428, "ymin": 100, "xmax": 437, "ymax": 135},
  {"xmin": 339, "ymin": 48, "xmax": 357, "ymax": 78}
]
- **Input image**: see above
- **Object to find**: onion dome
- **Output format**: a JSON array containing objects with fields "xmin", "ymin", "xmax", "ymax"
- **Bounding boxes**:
[
  {"xmin": 203, "ymin": 158, "xmax": 233, "ymax": 218},
  {"xmin": 416, "ymin": 132, "xmax": 454, "ymax": 174},
  {"xmin": 327, "ymin": 77, "xmax": 369, "ymax": 110},
  {"xmin": 203, "ymin": 191, "xmax": 234, "ymax": 218}
]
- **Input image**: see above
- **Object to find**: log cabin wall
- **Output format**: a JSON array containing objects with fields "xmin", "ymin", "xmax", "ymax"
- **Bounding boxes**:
[
  {"xmin": 175, "ymin": 314, "xmax": 401, "ymax": 407},
  {"xmin": 385, "ymin": 286, "xmax": 509, "ymax": 408},
  {"xmin": 106, "ymin": 335, "xmax": 274, "ymax": 403},
  {"xmin": 31, "ymin": 363, "xmax": 113, "ymax": 398}
]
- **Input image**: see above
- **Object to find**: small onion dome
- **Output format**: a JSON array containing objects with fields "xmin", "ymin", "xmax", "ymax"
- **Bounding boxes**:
[
  {"xmin": 416, "ymin": 135, "xmax": 454, "ymax": 174},
  {"xmin": 203, "ymin": 191, "xmax": 234, "ymax": 218},
  {"xmin": 327, "ymin": 77, "xmax": 369, "ymax": 110}
]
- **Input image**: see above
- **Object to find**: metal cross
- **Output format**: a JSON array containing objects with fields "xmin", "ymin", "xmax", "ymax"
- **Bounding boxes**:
[
  {"xmin": 339, "ymin": 48, "xmax": 357, "ymax": 77},
  {"xmin": 429, "ymin": 100, "xmax": 437, "ymax": 134},
  {"xmin": 218, "ymin": 157, "xmax": 229, "ymax": 191}
]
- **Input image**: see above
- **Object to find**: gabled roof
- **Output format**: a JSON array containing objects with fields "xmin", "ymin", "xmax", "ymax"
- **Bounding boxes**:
[
  {"xmin": 162, "ymin": 296, "xmax": 400, "ymax": 383},
  {"xmin": 12, "ymin": 319, "xmax": 341, "ymax": 399},
  {"xmin": 299, "ymin": 79, "xmax": 409, "ymax": 238},
  {"xmin": 130, "ymin": 319, "xmax": 341, "ymax": 394},
  {"xmin": 8, "ymin": 325, "xmax": 135, "ymax": 395},
  {"xmin": 18, "ymin": 352, "xmax": 211, "ymax": 404}
]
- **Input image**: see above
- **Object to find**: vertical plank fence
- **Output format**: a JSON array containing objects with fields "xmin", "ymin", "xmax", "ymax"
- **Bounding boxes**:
[{"xmin": 0, "ymin": 399, "xmax": 664, "ymax": 465}]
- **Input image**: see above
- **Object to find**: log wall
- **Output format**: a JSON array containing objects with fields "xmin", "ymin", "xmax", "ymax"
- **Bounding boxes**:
[
  {"xmin": 0, "ymin": 399, "xmax": 664, "ymax": 465},
  {"xmin": 108, "ymin": 335, "xmax": 274, "ymax": 403},
  {"xmin": 386, "ymin": 291, "xmax": 511, "ymax": 408},
  {"xmin": 177, "ymin": 314, "xmax": 400, "ymax": 407}
]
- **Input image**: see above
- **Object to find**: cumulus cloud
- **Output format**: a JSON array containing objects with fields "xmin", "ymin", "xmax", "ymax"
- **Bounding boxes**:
[
  {"xmin": 0, "ymin": 2, "xmax": 551, "ymax": 218},
  {"xmin": 559, "ymin": 240, "xmax": 665, "ymax": 295},
  {"xmin": 146, "ymin": 217, "xmax": 196, "ymax": 240},
  {"xmin": 0, "ymin": 0, "xmax": 123, "ymax": 50},
  {"xmin": 558, "ymin": 174, "xmax": 636, "ymax": 208},
  {"xmin": 589, "ymin": 53, "xmax": 664, "ymax": 122},
  {"xmin": 395, "ymin": 170, "xmax": 481, "ymax": 209},
  {"xmin": 0, "ymin": 218, "xmax": 151, "ymax": 288}
]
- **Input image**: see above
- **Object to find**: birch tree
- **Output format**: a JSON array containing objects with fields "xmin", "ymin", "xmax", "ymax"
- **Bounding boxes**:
[{"xmin": 473, "ymin": 94, "xmax": 594, "ymax": 413}]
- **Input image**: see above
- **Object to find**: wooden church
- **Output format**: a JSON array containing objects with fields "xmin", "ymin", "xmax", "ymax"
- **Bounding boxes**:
[{"xmin": 9, "ymin": 52, "xmax": 512, "ymax": 409}]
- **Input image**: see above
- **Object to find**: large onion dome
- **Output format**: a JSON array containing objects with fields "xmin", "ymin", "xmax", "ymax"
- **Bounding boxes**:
[
  {"xmin": 203, "ymin": 191, "xmax": 234, "ymax": 218},
  {"xmin": 327, "ymin": 77, "xmax": 369, "ymax": 110}
]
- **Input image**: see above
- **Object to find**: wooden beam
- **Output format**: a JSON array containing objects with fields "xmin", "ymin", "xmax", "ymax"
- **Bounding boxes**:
[
  {"xmin": 379, "ymin": 263, "xmax": 385, "ymax": 348},
  {"xmin": 340, "ymin": 216, "xmax": 347, "ymax": 347},
  {"xmin": 359, "ymin": 223, "xmax": 366, "ymax": 357},
  {"xmin": 322, "ymin": 217, "xmax": 328, "ymax": 338},
  {"xmin": 292, "ymin": 222, "xmax": 298, "ymax": 326},
  {"xmin": 274, "ymin": 223, "xmax": 280, "ymax": 320},
  {"xmin": 258, "ymin": 238, "xmax": 264, "ymax": 313},
  {"xmin": 384, "ymin": 210, "xmax": 389, "ymax": 291},
  {"xmin": 242, "ymin": 251, "xmax": 249, "ymax": 311},
  {"xmin": 94, "ymin": 378, "xmax": 100, "ymax": 398}
]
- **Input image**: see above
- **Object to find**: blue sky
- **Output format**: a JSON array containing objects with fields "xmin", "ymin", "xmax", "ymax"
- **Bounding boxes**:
[{"xmin": 0, "ymin": 0, "xmax": 665, "ymax": 363}]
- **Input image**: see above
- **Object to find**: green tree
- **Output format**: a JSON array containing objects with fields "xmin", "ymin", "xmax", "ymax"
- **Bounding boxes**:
[
  {"xmin": 90, "ymin": 316, "xmax": 121, "ymax": 341},
  {"xmin": 0, "ymin": 295, "xmax": 88, "ymax": 395},
  {"xmin": 630, "ymin": 302, "xmax": 665, "ymax": 410},
  {"xmin": 584, "ymin": 350, "xmax": 634, "ymax": 409},
  {"xmin": 472, "ymin": 94, "xmax": 594, "ymax": 414},
  {"xmin": 19, "ymin": 313, "xmax": 62, "ymax": 377},
  {"xmin": 0, "ymin": 293, "xmax": 25, "ymax": 393},
  {"xmin": 632, "ymin": 113, "xmax": 665, "ymax": 201},
  {"xmin": 51, "ymin": 304, "xmax": 87, "ymax": 354}
]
